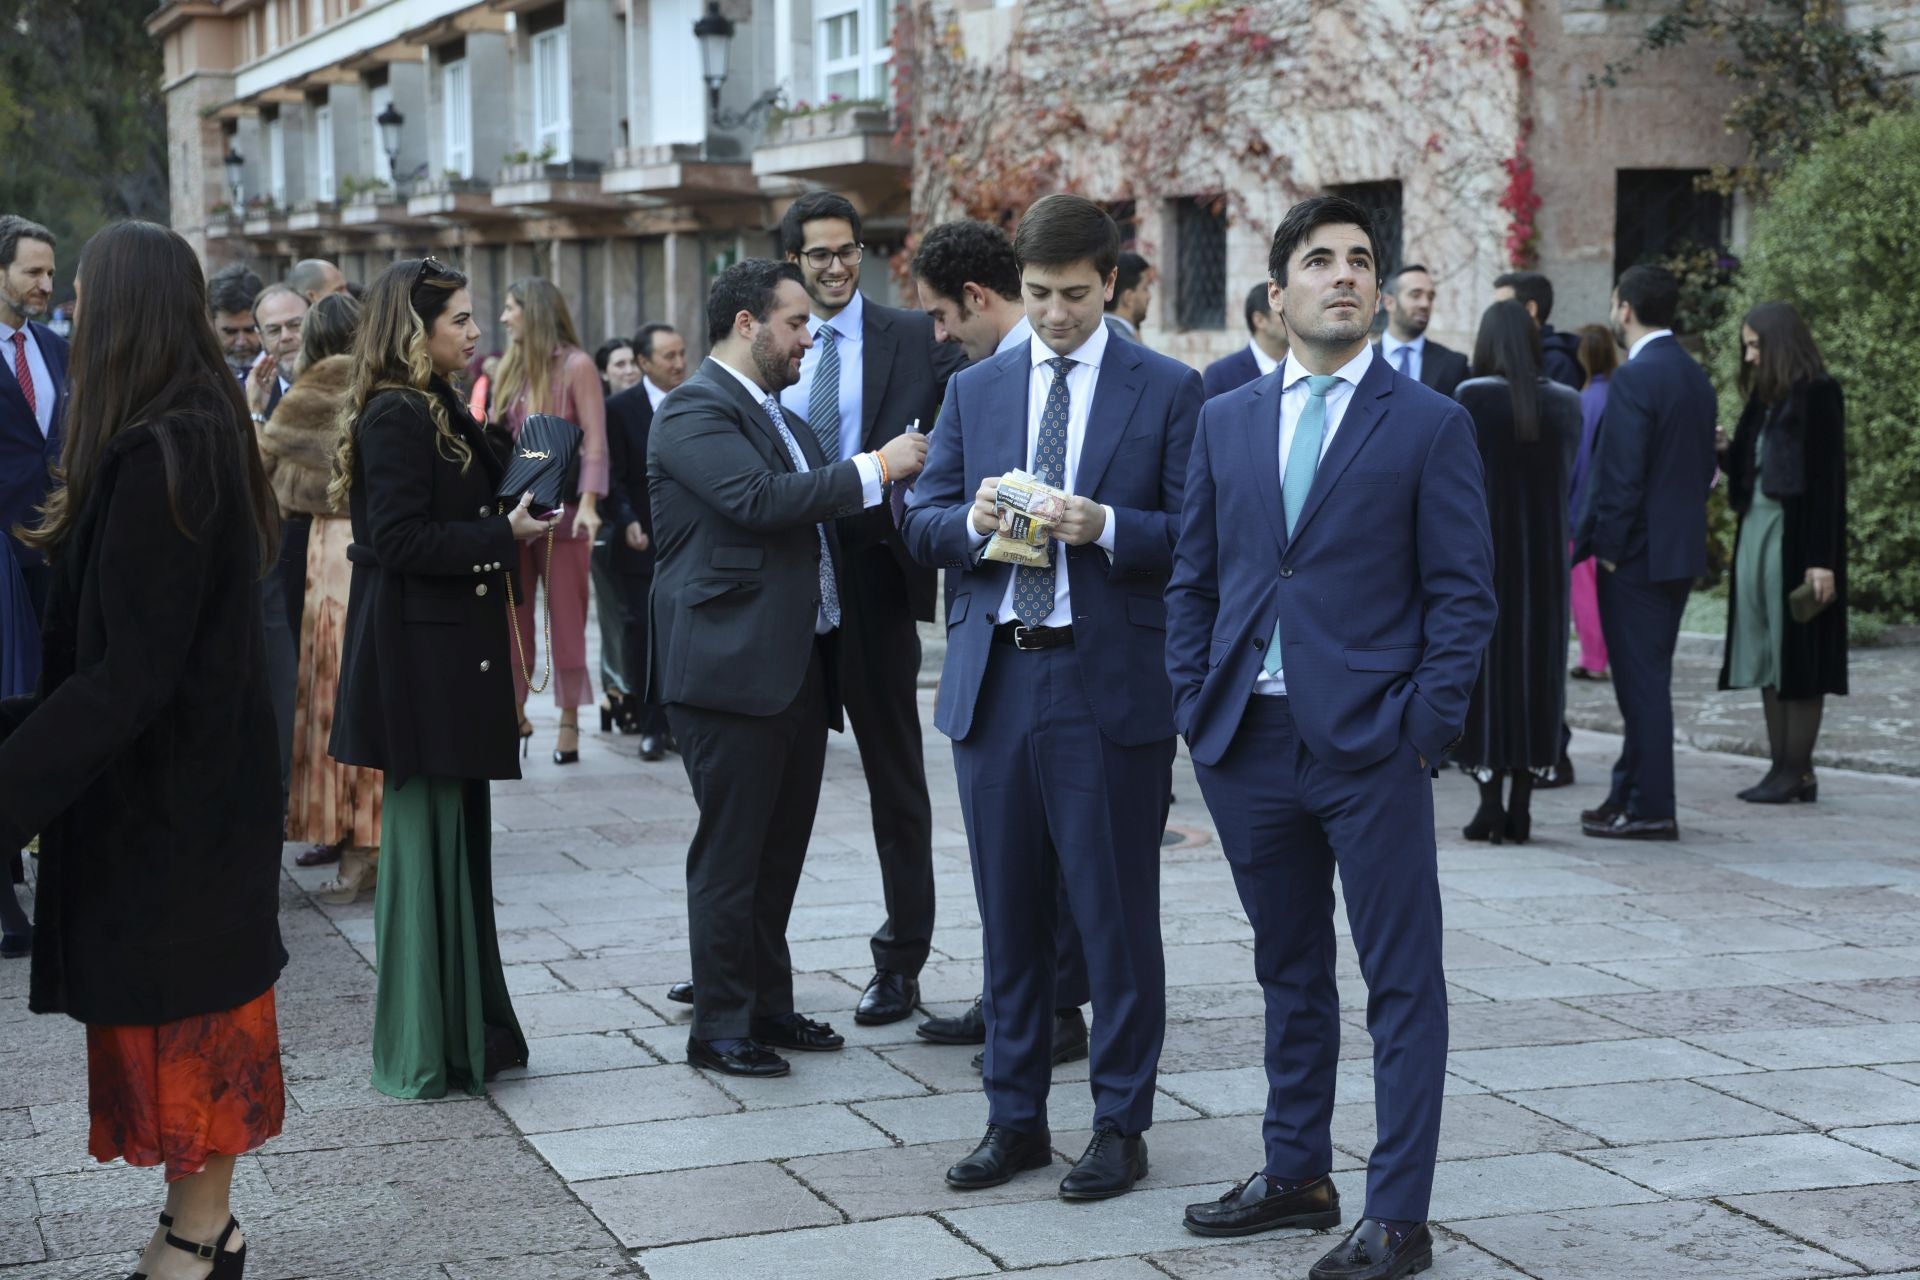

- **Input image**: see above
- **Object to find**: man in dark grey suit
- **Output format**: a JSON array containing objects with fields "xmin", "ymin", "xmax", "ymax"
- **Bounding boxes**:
[
  {"xmin": 647, "ymin": 259, "xmax": 928, "ymax": 1078},
  {"xmin": 1375, "ymin": 264, "xmax": 1468, "ymax": 399},
  {"xmin": 779, "ymin": 193, "xmax": 965, "ymax": 1026}
]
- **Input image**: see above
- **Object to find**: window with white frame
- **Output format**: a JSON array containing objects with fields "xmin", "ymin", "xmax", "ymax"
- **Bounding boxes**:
[
  {"xmin": 816, "ymin": 0, "xmax": 893, "ymax": 103},
  {"xmin": 444, "ymin": 59, "xmax": 472, "ymax": 179},
  {"xmin": 530, "ymin": 26, "xmax": 571, "ymax": 161},
  {"xmin": 369, "ymin": 83, "xmax": 393, "ymax": 182},
  {"xmin": 314, "ymin": 105, "xmax": 335, "ymax": 201},
  {"xmin": 267, "ymin": 117, "xmax": 286, "ymax": 206},
  {"xmin": 265, "ymin": 0, "xmax": 278, "ymax": 49}
]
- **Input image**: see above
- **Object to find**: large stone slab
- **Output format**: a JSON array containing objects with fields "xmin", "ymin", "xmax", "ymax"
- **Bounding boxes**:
[
  {"xmin": 1688, "ymin": 1021, "xmax": 1920, "ymax": 1070},
  {"xmin": 1335, "ymin": 1093, "xmax": 1602, "ymax": 1163},
  {"xmin": 635, "ymin": 1216, "xmax": 996, "ymax": 1280},
  {"xmin": 1504, "ymin": 1079, "xmax": 1805, "ymax": 1145},
  {"xmin": 573, "ymin": 1160, "xmax": 842, "ymax": 1247},
  {"xmin": 1727, "ymin": 1181, "xmax": 1920, "ymax": 1274},
  {"xmin": 1581, "ymin": 1131, "xmax": 1920, "ymax": 1197},
  {"xmin": 1707, "ymin": 1066, "xmax": 1920, "ymax": 1129},
  {"xmin": 1452, "ymin": 1198, "xmax": 1863, "ymax": 1280},
  {"xmin": 1446, "ymin": 1037, "xmax": 1752, "ymax": 1091},
  {"xmin": 939, "ymin": 1184, "xmax": 1290, "ymax": 1269},
  {"xmin": 786, "ymin": 1138, "xmax": 1069, "ymax": 1222},
  {"xmin": 1146, "ymin": 1228, "xmax": 1532, "ymax": 1279},
  {"xmin": 1426, "ymin": 1151, "xmax": 1663, "ymax": 1221},
  {"xmin": 487, "ymin": 1062, "xmax": 737, "ymax": 1133},
  {"xmin": 527, "ymin": 1103, "xmax": 891, "ymax": 1180},
  {"xmin": 1566, "ymin": 985, "xmax": 1881, "ymax": 1036}
]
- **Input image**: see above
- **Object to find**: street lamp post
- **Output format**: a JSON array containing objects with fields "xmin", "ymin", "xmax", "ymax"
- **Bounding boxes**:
[
  {"xmin": 693, "ymin": 1, "xmax": 783, "ymax": 130},
  {"xmin": 223, "ymin": 146, "xmax": 246, "ymax": 208},
  {"xmin": 377, "ymin": 103, "xmax": 405, "ymax": 188}
]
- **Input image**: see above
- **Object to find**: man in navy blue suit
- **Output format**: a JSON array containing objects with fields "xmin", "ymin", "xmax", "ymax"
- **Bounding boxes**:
[
  {"xmin": 903, "ymin": 195, "xmax": 1202, "ymax": 1201},
  {"xmin": 1166, "ymin": 196, "xmax": 1494, "ymax": 1280},
  {"xmin": 1574, "ymin": 265, "xmax": 1717, "ymax": 841},
  {"xmin": 1202, "ymin": 282, "xmax": 1289, "ymax": 399},
  {"xmin": 0, "ymin": 216, "xmax": 67, "ymax": 623}
]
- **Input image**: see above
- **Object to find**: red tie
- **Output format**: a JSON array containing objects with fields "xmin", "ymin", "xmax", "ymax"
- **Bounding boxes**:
[{"xmin": 10, "ymin": 332, "xmax": 34, "ymax": 421}]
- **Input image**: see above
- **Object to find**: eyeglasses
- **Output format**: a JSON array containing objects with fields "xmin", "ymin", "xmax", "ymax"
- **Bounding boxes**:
[
  {"xmin": 799, "ymin": 245, "xmax": 864, "ymax": 270},
  {"xmin": 258, "ymin": 316, "xmax": 304, "ymax": 341}
]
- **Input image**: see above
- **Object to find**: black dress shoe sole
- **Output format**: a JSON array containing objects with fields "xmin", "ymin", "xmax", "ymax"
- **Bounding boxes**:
[
  {"xmin": 1183, "ymin": 1207, "xmax": 1343, "ymax": 1237},
  {"xmin": 916, "ymin": 1023, "xmax": 986, "ymax": 1045},
  {"xmin": 1581, "ymin": 822, "xmax": 1680, "ymax": 841},
  {"xmin": 945, "ymin": 1147, "xmax": 1053, "ymax": 1190},
  {"xmin": 753, "ymin": 1037, "xmax": 844, "ymax": 1052},
  {"xmin": 1309, "ymin": 1248, "xmax": 1432, "ymax": 1280}
]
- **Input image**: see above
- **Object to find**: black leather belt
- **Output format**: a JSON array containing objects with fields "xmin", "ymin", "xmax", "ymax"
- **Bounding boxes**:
[{"xmin": 992, "ymin": 622, "xmax": 1075, "ymax": 650}]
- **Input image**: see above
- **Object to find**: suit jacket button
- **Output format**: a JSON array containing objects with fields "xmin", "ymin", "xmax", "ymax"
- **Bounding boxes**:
[
  {"xmin": 1280, "ymin": 566, "xmax": 1294, "ymax": 578},
  {"xmin": 479, "ymin": 504, "xmax": 491, "ymax": 517},
  {"xmin": 472, "ymin": 564, "xmax": 482, "ymax": 573},
  {"xmin": 479, "ymin": 659, "xmax": 491, "ymax": 672},
  {"xmin": 475, "ymin": 582, "xmax": 489, "ymax": 597},
  {"xmin": 1253, "ymin": 637, "xmax": 1265, "ymax": 650}
]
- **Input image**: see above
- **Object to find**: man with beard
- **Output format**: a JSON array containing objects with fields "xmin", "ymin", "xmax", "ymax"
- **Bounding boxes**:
[
  {"xmin": 1375, "ymin": 264, "xmax": 1468, "ymax": 399},
  {"xmin": 1104, "ymin": 250, "xmax": 1153, "ymax": 345},
  {"xmin": 1167, "ymin": 196, "xmax": 1493, "ymax": 1279},
  {"xmin": 207, "ymin": 263, "xmax": 265, "ymax": 381},
  {"xmin": 646, "ymin": 259, "xmax": 928, "ymax": 1078},
  {"xmin": 0, "ymin": 216, "xmax": 65, "ymax": 622}
]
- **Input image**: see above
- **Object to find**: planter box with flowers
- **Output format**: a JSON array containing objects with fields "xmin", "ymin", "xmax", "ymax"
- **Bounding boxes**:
[
  {"xmin": 408, "ymin": 174, "xmax": 497, "ymax": 220},
  {"xmin": 341, "ymin": 183, "xmax": 411, "ymax": 228},
  {"xmin": 240, "ymin": 199, "xmax": 284, "ymax": 237},
  {"xmin": 492, "ymin": 152, "xmax": 614, "ymax": 212},
  {"xmin": 206, "ymin": 203, "xmax": 242, "ymax": 239},
  {"xmin": 287, "ymin": 200, "xmax": 340, "ymax": 232},
  {"xmin": 753, "ymin": 98, "xmax": 906, "ymax": 180}
]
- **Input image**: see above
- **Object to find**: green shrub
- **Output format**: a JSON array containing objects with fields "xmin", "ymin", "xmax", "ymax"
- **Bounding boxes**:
[{"xmin": 1707, "ymin": 109, "xmax": 1920, "ymax": 619}]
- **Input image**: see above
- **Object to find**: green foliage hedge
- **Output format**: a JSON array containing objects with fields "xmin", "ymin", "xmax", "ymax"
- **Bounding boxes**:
[{"xmin": 1707, "ymin": 109, "xmax": 1920, "ymax": 618}]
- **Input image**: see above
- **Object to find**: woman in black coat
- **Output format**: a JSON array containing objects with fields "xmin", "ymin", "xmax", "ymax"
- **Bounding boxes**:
[
  {"xmin": 1718, "ymin": 301, "xmax": 1847, "ymax": 802},
  {"xmin": 328, "ymin": 258, "xmax": 553, "ymax": 1099},
  {"xmin": 1454, "ymin": 300, "xmax": 1584, "ymax": 843},
  {"xmin": 0, "ymin": 221, "xmax": 284, "ymax": 1277}
]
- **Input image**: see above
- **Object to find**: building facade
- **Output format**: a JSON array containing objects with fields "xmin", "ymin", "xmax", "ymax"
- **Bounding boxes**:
[{"xmin": 150, "ymin": 0, "xmax": 1917, "ymax": 364}]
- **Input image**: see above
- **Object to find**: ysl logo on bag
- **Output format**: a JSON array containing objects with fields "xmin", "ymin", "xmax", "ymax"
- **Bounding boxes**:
[{"xmin": 519, "ymin": 448, "xmax": 552, "ymax": 460}]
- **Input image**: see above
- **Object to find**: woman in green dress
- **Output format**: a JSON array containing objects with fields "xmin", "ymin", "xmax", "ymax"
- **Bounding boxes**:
[
  {"xmin": 1719, "ymin": 302, "xmax": 1847, "ymax": 803},
  {"xmin": 328, "ymin": 259, "xmax": 557, "ymax": 1096}
]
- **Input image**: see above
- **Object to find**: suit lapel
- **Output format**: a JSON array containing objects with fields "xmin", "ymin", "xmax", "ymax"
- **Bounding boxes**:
[
  {"xmin": 860, "ymin": 305, "xmax": 896, "ymax": 449},
  {"xmin": 1075, "ymin": 343, "xmax": 1144, "ymax": 497},
  {"xmin": 700, "ymin": 358, "xmax": 794, "ymax": 471},
  {"xmin": 1238, "ymin": 371, "xmax": 1290, "ymax": 560},
  {"xmin": 1287, "ymin": 354, "xmax": 1392, "ymax": 546},
  {"xmin": 984, "ymin": 347, "xmax": 1031, "ymax": 479}
]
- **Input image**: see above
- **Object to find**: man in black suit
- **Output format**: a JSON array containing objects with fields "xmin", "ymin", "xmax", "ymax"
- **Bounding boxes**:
[
  {"xmin": 604, "ymin": 322, "xmax": 688, "ymax": 761},
  {"xmin": 1203, "ymin": 282, "xmax": 1289, "ymax": 398},
  {"xmin": 1574, "ymin": 265, "xmax": 1717, "ymax": 841},
  {"xmin": 1104, "ymin": 250, "xmax": 1153, "ymax": 345},
  {"xmin": 208, "ymin": 263, "xmax": 265, "ymax": 381},
  {"xmin": 1492, "ymin": 270, "xmax": 1583, "ymax": 390},
  {"xmin": 0, "ymin": 215, "xmax": 66, "ymax": 623},
  {"xmin": 778, "ymin": 192, "xmax": 964, "ymax": 1027},
  {"xmin": 648, "ymin": 259, "xmax": 928, "ymax": 1077},
  {"xmin": 1376, "ymin": 264, "xmax": 1469, "ymax": 399}
]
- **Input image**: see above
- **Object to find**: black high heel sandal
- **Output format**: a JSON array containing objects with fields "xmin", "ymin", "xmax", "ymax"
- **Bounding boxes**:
[
  {"xmin": 553, "ymin": 723, "xmax": 580, "ymax": 766},
  {"xmin": 518, "ymin": 717, "xmax": 535, "ymax": 759},
  {"xmin": 129, "ymin": 1214, "xmax": 245, "ymax": 1279}
]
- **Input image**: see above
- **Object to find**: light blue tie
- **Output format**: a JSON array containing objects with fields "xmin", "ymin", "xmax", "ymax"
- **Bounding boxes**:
[
  {"xmin": 808, "ymin": 325, "xmax": 843, "ymax": 461},
  {"xmin": 1396, "ymin": 344, "xmax": 1413, "ymax": 378},
  {"xmin": 1264, "ymin": 374, "xmax": 1339, "ymax": 678},
  {"xmin": 762, "ymin": 395, "xmax": 842, "ymax": 628}
]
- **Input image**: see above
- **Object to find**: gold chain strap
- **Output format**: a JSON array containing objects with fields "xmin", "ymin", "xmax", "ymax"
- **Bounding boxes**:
[{"xmin": 503, "ymin": 526, "xmax": 555, "ymax": 695}]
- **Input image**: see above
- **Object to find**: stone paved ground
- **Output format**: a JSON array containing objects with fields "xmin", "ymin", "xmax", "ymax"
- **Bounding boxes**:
[{"xmin": 7, "ymin": 665, "xmax": 1920, "ymax": 1277}]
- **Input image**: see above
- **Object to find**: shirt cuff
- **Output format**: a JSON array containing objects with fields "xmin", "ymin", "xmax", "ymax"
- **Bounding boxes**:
[
  {"xmin": 1097, "ymin": 504, "xmax": 1117, "ymax": 559},
  {"xmin": 853, "ymin": 452, "xmax": 885, "ymax": 508},
  {"xmin": 966, "ymin": 518, "xmax": 991, "ymax": 550}
]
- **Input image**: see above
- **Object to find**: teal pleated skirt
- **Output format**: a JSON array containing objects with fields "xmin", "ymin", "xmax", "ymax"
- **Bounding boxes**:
[{"xmin": 370, "ymin": 775, "xmax": 526, "ymax": 1099}]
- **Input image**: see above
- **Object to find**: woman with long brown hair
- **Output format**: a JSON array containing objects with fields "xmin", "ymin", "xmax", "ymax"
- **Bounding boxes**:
[
  {"xmin": 492, "ymin": 277, "xmax": 609, "ymax": 764},
  {"xmin": 0, "ymin": 220, "xmax": 285, "ymax": 1277},
  {"xmin": 328, "ymin": 258, "xmax": 553, "ymax": 1098},
  {"xmin": 1719, "ymin": 301, "xmax": 1847, "ymax": 802},
  {"xmin": 258, "ymin": 291, "xmax": 386, "ymax": 903}
]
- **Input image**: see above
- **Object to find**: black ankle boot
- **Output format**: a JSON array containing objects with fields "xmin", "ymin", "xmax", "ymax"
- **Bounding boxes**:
[
  {"xmin": 1463, "ymin": 775, "xmax": 1505, "ymax": 843},
  {"xmin": 1504, "ymin": 772, "xmax": 1534, "ymax": 844},
  {"xmin": 1746, "ymin": 768, "xmax": 1818, "ymax": 804}
]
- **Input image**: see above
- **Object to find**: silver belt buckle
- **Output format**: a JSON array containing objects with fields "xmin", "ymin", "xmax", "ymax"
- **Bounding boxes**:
[{"xmin": 1013, "ymin": 625, "xmax": 1042, "ymax": 651}]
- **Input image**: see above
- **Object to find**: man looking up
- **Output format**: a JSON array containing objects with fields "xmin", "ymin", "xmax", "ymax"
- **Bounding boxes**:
[
  {"xmin": 1377, "ymin": 264, "xmax": 1468, "ymax": 398},
  {"xmin": 1203, "ymin": 282, "xmax": 1290, "ymax": 398}
]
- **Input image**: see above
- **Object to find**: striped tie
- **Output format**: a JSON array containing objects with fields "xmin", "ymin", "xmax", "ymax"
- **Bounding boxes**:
[
  {"xmin": 808, "ymin": 325, "xmax": 842, "ymax": 462},
  {"xmin": 762, "ymin": 396, "xmax": 841, "ymax": 628}
]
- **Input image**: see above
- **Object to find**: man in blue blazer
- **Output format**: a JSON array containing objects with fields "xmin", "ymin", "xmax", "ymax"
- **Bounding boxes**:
[
  {"xmin": 1166, "ymin": 196, "xmax": 1495, "ymax": 1280},
  {"xmin": 0, "ymin": 216, "xmax": 67, "ymax": 623},
  {"xmin": 903, "ymin": 195, "xmax": 1202, "ymax": 1201},
  {"xmin": 1202, "ymin": 282, "xmax": 1289, "ymax": 399},
  {"xmin": 1574, "ymin": 265, "xmax": 1717, "ymax": 840}
]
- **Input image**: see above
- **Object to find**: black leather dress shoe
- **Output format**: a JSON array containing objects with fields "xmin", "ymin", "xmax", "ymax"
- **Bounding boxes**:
[
  {"xmin": 749, "ymin": 1012, "xmax": 845, "ymax": 1052},
  {"xmin": 917, "ymin": 997, "xmax": 986, "ymax": 1045},
  {"xmin": 666, "ymin": 980, "xmax": 694, "ymax": 1005},
  {"xmin": 639, "ymin": 734, "xmax": 666, "ymax": 762},
  {"xmin": 1582, "ymin": 812, "xmax": 1680, "ymax": 841},
  {"xmin": 1309, "ymin": 1218, "xmax": 1433, "ymax": 1279},
  {"xmin": 856, "ymin": 970, "xmax": 920, "ymax": 1025},
  {"xmin": 1183, "ymin": 1171, "xmax": 1341, "ymax": 1237},
  {"xmin": 1058, "ymin": 1126, "xmax": 1147, "ymax": 1200},
  {"xmin": 946, "ymin": 1124, "xmax": 1053, "ymax": 1189},
  {"xmin": 1580, "ymin": 800, "xmax": 1624, "ymax": 826},
  {"xmin": 687, "ymin": 1037, "xmax": 790, "ymax": 1077},
  {"xmin": 972, "ymin": 1007, "xmax": 1092, "ymax": 1072}
]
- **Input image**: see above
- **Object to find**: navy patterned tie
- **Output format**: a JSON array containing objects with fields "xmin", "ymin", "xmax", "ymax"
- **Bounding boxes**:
[
  {"xmin": 808, "ymin": 325, "xmax": 842, "ymax": 461},
  {"xmin": 1012, "ymin": 356, "xmax": 1074, "ymax": 626},
  {"xmin": 762, "ymin": 395, "xmax": 841, "ymax": 628}
]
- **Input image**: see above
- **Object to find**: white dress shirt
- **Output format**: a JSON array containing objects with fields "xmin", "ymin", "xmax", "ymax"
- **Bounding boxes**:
[
  {"xmin": 965, "ymin": 322, "xmax": 1120, "ymax": 628},
  {"xmin": 1249, "ymin": 338, "xmax": 1281, "ymax": 379},
  {"xmin": 1255, "ymin": 342, "xmax": 1375, "ymax": 696},
  {"xmin": 1379, "ymin": 331, "xmax": 1425, "ymax": 383},
  {"xmin": 783, "ymin": 288, "xmax": 866, "ymax": 461},
  {"xmin": 0, "ymin": 317, "xmax": 55, "ymax": 437},
  {"xmin": 643, "ymin": 375, "xmax": 670, "ymax": 411},
  {"xmin": 713, "ymin": 357, "xmax": 883, "ymax": 635},
  {"xmin": 1627, "ymin": 328, "xmax": 1674, "ymax": 361}
]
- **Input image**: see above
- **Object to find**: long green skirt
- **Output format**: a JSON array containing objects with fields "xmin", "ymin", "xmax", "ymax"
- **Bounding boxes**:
[
  {"xmin": 371, "ymin": 775, "xmax": 526, "ymax": 1099},
  {"xmin": 1728, "ymin": 457, "xmax": 1786, "ymax": 691}
]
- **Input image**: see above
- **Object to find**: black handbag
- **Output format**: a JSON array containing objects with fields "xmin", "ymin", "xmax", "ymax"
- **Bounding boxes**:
[{"xmin": 497, "ymin": 413, "xmax": 583, "ymax": 516}]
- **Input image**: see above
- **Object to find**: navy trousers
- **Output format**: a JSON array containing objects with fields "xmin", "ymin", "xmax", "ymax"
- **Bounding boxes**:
[
  {"xmin": 952, "ymin": 642, "xmax": 1171, "ymax": 1136},
  {"xmin": 1195, "ymin": 695, "xmax": 1447, "ymax": 1223},
  {"xmin": 1597, "ymin": 559, "xmax": 1692, "ymax": 820}
]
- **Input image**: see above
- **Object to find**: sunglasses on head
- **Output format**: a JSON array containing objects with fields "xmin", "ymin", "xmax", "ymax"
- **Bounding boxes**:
[{"xmin": 419, "ymin": 255, "xmax": 452, "ymax": 281}]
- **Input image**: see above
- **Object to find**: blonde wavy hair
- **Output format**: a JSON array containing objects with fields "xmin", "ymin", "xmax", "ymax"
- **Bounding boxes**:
[
  {"xmin": 492, "ymin": 277, "xmax": 583, "ymax": 419},
  {"xmin": 329, "ymin": 258, "xmax": 472, "ymax": 511}
]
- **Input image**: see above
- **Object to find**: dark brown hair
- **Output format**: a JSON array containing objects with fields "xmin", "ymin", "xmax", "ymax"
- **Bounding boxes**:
[
  {"xmin": 18, "ymin": 221, "xmax": 276, "ymax": 569},
  {"xmin": 1267, "ymin": 195, "xmax": 1380, "ymax": 286},
  {"xmin": 1575, "ymin": 323, "xmax": 1619, "ymax": 381},
  {"xmin": 1738, "ymin": 300, "xmax": 1826, "ymax": 406},
  {"xmin": 1013, "ymin": 194, "xmax": 1120, "ymax": 280},
  {"xmin": 1470, "ymin": 299, "xmax": 1544, "ymax": 444}
]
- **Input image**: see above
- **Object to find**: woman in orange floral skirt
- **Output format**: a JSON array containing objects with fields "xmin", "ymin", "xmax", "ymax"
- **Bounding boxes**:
[{"xmin": 0, "ymin": 222, "xmax": 285, "ymax": 1279}]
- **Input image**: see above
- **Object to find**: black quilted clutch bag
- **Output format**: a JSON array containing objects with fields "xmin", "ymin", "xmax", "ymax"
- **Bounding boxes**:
[{"xmin": 497, "ymin": 413, "xmax": 583, "ymax": 515}]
